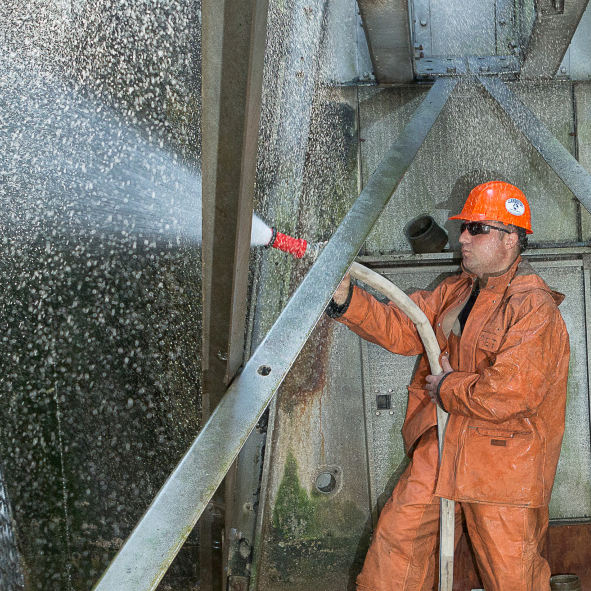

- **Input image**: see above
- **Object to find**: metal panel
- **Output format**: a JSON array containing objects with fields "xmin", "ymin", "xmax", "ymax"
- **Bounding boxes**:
[
  {"xmin": 480, "ymin": 76, "xmax": 591, "ymax": 221},
  {"xmin": 360, "ymin": 257, "xmax": 591, "ymax": 520},
  {"xmin": 520, "ymin": 0, "xmax": 589, "ymax": 79},
  {"xmin": 253, "ymin": 322, "xmax": 371, "ymax": 591},
  {"xmin": 545, "ymin": 261, "xmax": 591, "ymax": 519},
  {"xmin": 360, "ymin": 81, "xmax": 578, "ymax": 254},
  {"xmin": 357, "ymin": 0, "xmax": 414, "ymax": 83},
  {"xmin": 559, "ymin": 2, "xmax": 591, "ymax": 80},
  {"xmin": 321, "ymin": 0, "xmax": 373, "ymax": 84},
  {"xmin": 91, "ymin": 78, "xmax": 457, "ymax": 591},
  {"xmin": 430, "ymin": 0, "xmax": 496, "ymax": 57}
]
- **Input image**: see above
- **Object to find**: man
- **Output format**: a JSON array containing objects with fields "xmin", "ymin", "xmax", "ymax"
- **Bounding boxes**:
[{"xmin": 327, "ymin": 181, "xmax": 570, "ymax": 591}]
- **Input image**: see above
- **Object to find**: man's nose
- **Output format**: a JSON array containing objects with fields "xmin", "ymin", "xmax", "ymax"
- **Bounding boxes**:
[{"xmin": 459, "ymin": 228, "xmax": 470, "ymax": 244}]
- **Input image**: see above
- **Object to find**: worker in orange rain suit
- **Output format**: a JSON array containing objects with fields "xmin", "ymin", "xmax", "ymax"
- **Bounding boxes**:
[{"xmin": 326, "ymin": 181, "xmax": 570, "ymax": 591}]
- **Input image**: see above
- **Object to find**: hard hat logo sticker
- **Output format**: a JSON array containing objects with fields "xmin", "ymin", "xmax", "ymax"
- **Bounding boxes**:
[{"xmin": 505, "ymin": 198, "xmax": 525, "ymax": 216}]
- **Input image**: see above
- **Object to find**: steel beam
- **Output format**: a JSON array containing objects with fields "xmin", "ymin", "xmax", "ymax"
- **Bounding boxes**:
[
  {"xmin": 201, "ymin": 2, "xmax": 270, "ymax": 589},
  {"xmin": 91, "ymin": 77, "xmax": 457, "ymax": 591},
  {"xmin": 520, "ymin": 0, "xmax": 589, "ymax": 78},
  {"xmin": 479, "ymin": 76, "xmax": 591, "ymax": 216},
  {"xmin": 357, "ymin": 0, "xmax": 414, "ymax": 83},
  {"xmin": 201, "ymin": 0, "xmax": 269, "ymax": 416}
]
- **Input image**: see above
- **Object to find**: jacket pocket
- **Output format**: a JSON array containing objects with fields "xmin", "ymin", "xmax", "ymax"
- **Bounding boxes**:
[{"xmin": 454, "ymin": 425, "xmax": 543, "ymax": 505}]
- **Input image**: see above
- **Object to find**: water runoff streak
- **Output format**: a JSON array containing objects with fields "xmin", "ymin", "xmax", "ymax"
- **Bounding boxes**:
[{"xmin": 0, "ymin": 58, "xmax": 312, "ymax": 259}]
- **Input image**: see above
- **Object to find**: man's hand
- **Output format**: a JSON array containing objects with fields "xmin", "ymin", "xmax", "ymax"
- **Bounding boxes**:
[
  {"xmin": 332, "ymin": 272, "xmax": 351, "ymax": 305},
  {"xmin": 425, "ymin": 356, "xmax": 453, "ymax": 404}
]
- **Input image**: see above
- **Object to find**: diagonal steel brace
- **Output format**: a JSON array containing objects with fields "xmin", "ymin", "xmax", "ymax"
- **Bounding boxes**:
[{"xmin": 479, "ymin": 76, "xmax": 591, "ymax": 216}]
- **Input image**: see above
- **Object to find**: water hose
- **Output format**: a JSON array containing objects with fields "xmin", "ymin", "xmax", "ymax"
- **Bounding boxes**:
[{"xmin": 349, "ymin": 261, "xmax": 455, "ymax": 591}]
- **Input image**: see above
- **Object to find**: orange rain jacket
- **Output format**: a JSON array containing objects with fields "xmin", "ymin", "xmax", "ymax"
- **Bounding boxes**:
[{"xmin": 336, "ymin": 256, "xmax": 570, "ymax": 507}]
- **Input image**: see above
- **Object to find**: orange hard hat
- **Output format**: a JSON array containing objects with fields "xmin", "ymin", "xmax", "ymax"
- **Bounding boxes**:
[{"xmin": 449, "ymin": 181, "xmax": 533, "ymax": 234}]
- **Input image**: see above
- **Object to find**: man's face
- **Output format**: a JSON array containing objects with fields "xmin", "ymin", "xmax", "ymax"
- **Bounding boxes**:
[{"xmin": 459, "ymin": 220, "xmax": 515, "ymax": 278}]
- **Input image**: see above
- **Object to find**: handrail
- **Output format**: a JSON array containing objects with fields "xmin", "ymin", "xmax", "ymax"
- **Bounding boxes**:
[{"xmin": 91, "ymin": 76, "xmax": 457, "ymax": 591}]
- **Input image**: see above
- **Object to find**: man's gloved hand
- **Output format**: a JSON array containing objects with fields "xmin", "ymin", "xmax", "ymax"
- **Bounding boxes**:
[{"xmin": 425, "ymin": 355, "xmax": 453, "ymax": 405}]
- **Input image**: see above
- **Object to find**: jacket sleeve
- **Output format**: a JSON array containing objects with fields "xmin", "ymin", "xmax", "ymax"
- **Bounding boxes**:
[
  {"xmin": 334, "ymin": 283, "xmax": 443, "ymax": 357},
  {"xmin": 438, "ymin": 291, "xmax": 569, "ymax": 422}
]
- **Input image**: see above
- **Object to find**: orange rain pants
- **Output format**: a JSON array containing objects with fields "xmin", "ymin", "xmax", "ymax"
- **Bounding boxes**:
[{"xmin": 356, "ymin": 428, "xmax": 551, "ymax": 591}]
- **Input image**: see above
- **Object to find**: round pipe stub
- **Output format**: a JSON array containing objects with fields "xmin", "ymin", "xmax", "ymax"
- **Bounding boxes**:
[
  {"xmin": 404, "ymin": 214, "xmax": 448, "ymax": 254},
  {"xmin": 550, "ymin": 574, "xmax": 581, "ymax": 591}
]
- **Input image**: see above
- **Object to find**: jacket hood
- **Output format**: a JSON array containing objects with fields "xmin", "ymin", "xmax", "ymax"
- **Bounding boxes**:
[{"xmin": 507, "ymin": 258, "xmax": 565, "ymax": 306}]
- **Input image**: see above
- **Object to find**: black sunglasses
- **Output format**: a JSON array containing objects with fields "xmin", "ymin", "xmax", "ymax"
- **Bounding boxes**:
[{"xmin": 460, "ymin": 221, "xmax": 512, "ymax": 236}]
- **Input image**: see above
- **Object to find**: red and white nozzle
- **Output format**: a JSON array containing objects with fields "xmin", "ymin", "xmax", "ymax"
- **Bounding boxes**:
[{"xmin": 266, "ymin": 227, "xmax": 308, "ymax": 258}]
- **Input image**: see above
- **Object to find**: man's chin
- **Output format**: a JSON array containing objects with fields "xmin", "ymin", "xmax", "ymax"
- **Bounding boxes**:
[{"xmin": 461, "ymin": 255, "xmax": 476, "ymax": 275}]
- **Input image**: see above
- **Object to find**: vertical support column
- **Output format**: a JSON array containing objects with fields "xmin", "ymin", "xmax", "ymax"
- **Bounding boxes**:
[{"xmin": 201, "ymin": 1, "xmax": 270, "ymax": 589}]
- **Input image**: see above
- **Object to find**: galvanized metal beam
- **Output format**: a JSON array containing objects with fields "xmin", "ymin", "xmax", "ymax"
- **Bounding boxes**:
[
  {"xmin": 201, "ymin": 0, "xmax": 269, "ymax": 414},
  {"xmin": 520, "ymin": 0, "xmax": 589, "ymax": 78},
  {"xmin": 479, "ymin": 76, "xmax": 591, "ymax": 215},
  {"xmin": 357, "ymin": 0, "xmax": 414, "ymax": 83},
  {"xmin": 91, "ymin": 77, "xmax": 457, "ymax": 591},
  {"xmin": 201, "ymin": 2, "xmax": 270, "ymax": 589}
]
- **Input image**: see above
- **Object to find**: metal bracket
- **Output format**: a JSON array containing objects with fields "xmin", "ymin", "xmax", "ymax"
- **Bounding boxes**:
[{"xmin": 415, "ymin": 55, "xmax": 519, "ymax": 79}]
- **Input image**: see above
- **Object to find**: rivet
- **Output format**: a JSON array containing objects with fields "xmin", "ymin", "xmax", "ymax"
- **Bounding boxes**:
[
  {"xmin": 375, "ymin": 411, "xmax": 381, "ymax": 416},
  {"xmin": 420, "ymin": 18, "xmax": 427, "ymax": 26},
  {"xmin": 389, "ymin": 410, "xmax": 394, "ymax": 415}
]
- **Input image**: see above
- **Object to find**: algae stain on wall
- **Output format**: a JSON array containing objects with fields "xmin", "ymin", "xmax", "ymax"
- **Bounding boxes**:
[
  {"xmin": 273, "ymin": 453, "xmax": 316, "ymax": 539},
  {"xmin": 266, "ymin": 451, "xmax": 369, "ymax": 587}
]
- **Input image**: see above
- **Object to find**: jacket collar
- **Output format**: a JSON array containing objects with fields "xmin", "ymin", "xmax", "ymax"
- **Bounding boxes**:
[{"xmin": 460, "ymin": 255, "xmax": 522, "ymax": 294}]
